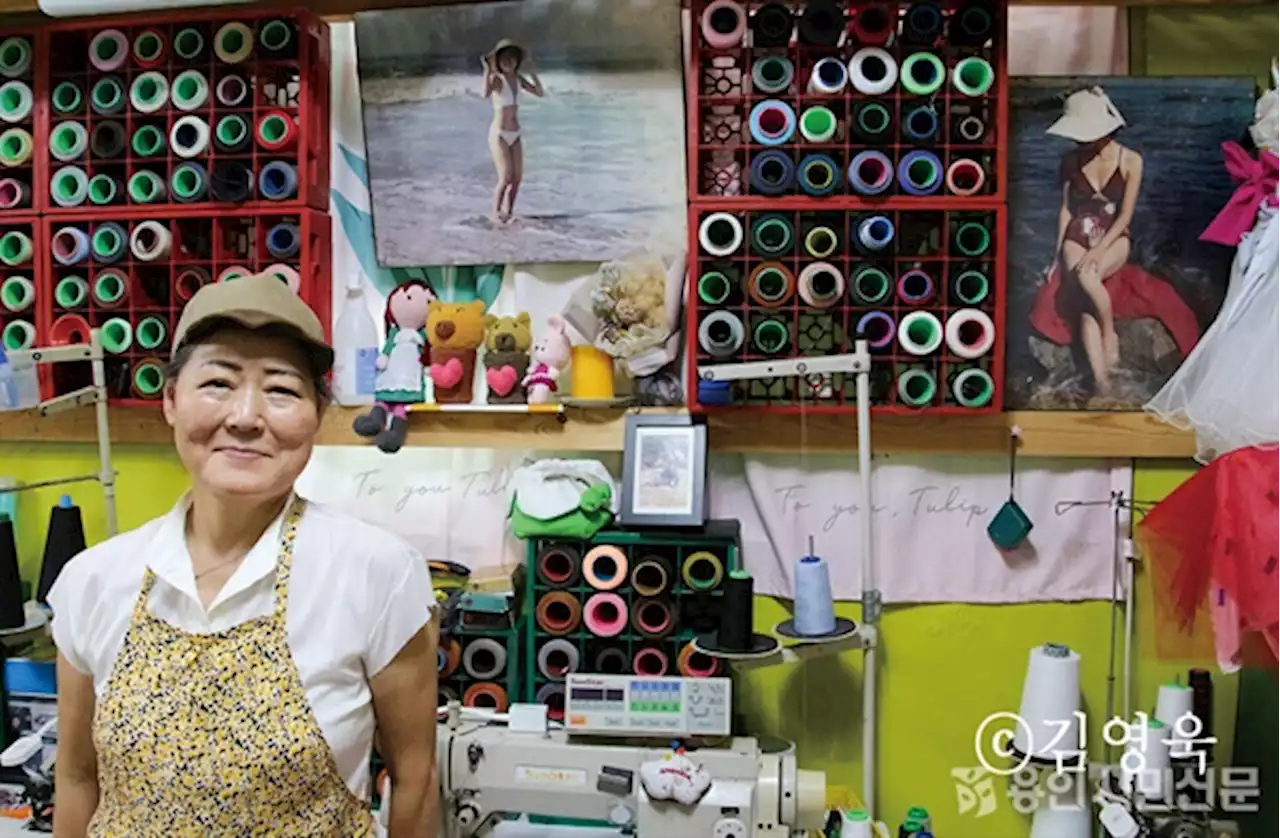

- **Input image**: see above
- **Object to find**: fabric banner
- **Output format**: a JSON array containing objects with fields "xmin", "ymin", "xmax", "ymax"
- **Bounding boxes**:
[{"xmin": 299, "ymin": 448, "xmax": 1130, "ymax": 604}]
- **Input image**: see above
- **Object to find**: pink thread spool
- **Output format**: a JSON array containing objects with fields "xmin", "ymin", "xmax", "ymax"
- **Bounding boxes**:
[
  {"xmin": 700, "ymin": 0, "xmax": 747, "ymax": 49},
  {"xmin": 632, "ymin": 647, "xmax": 670, "ymax": 677},
  {"xmin": 583, "ymin": 593, "xmax": 627, "ymax": 638}
]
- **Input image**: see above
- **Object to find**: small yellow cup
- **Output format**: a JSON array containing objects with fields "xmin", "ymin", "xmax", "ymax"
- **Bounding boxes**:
[{"xmin": 570, "ymin": 344, "xmax": 614, "ymax": 400}]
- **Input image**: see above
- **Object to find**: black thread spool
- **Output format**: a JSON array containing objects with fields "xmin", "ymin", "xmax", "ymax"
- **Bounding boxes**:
[
  {"xmin": 798, "ymin": 0, "xmax": 844, "ymax": 47},
  {"xmin": 902, "ymin": 3, "xmax": 944, "ymax": 45},
  {"xmin": 0, "ymin": 512, "xmax": 24, "ymax": 630},
  {"xmin": 1189, "ymin": 668, "xmax": 1214, "ymax": 761},
  {"xmin": 37, "ymin": 495, "xmax": 86, "ymax": 605},
  {"xmin": 715, "ymin": 569, "xmax": 755, "ymax": 652},
  {"xmin": 951, "ymin": 1, "xmax": 996, "ymax": 47},
  {"xmin": 751, "ymin": 3, "xmax": 794, "ymax": 48},
  {"xmin": 210, "ymin": 160, "xmax": 255, "ymax": 202}
]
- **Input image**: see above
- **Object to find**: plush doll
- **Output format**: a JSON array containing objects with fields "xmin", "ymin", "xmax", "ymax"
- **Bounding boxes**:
[
  {"xmin": 483, "ymin": 312, "xmax": 532, "ymax": 405},
  {"xmin": 352, "ymin": 280, "xmax": 434, "ymax": 453},
  {"xmin": 523, "ymin": 314, "xmax": 572, "ymax": 404},
  {"xmin": 427, "ymin": 300, "xmax": 487, "ymax": 404}
]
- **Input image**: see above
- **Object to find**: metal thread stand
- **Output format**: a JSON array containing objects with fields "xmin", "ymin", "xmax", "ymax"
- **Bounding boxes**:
[
  {"xmin": 694, "ymin": 340, "xmax": 881, "ymax": 821},
  {"xmin": 0, "ymin": 329, "xmax": 118, "ymax": 537}
]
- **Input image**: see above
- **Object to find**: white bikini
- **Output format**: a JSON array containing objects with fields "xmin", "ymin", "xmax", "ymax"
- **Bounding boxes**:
[{"xmin": 491, "ymin": 75, "xmax": 520, "ymax": 146}]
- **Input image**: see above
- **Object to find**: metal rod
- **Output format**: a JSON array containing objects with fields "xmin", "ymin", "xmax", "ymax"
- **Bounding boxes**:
[
  {"xmin": 1123, "ymin": 513, "xmax": 1137, "ymax": 721},
  {"xmin": 0, "ymin": 474, "xmax": 104, "ymax": 495},
  {"xmin": 90, "ymin": 329, "xmax": 118, "ymax": 536},
  {"xmin": 854, "ymin": 339, "xmax": 876, "ymax": 819}
]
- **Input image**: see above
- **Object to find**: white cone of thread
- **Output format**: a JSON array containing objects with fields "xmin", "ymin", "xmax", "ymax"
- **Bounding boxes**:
[
  {"xmin": 840, "ymin": 809, "xmax": 873, "ymax": 838},
  {"xmin": 1013, "ymin": 644, "xmax": 1081, "ymax": 762},
  {"xmin": 1121, "ymin": 718, "xmax": 1170, "ymax": 799},
  {"xmin": 793, "ymin": 555, "xmax": 836, "ymax": 635},
  {"xmin": 1154, "ymin": 683, "xmax": 1196, "ymax": 741},
  {"xmin": 1030, "ymin": 771, "xmax": 1090, "ymax": 838}
]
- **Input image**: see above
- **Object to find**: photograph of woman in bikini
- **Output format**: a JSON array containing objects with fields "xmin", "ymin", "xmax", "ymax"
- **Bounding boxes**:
[
  {"xmin": 483, "ymin": 39, "xmax": 544, "ymax": 224},
  {"xmin": 1006, "ymin": 78, "xmax": 1252, "ymax": 409}
]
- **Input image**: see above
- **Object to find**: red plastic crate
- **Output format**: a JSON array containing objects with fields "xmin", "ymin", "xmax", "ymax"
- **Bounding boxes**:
[
  {"xmin": 686, "ymin": 0, "xmax": 1007, "ymax": 205},
  {"xmin": 0, "ymin": 31, "xmax": 45, "ymax": 216},
  {"xmin": 0, "ymin": 215, "xmax": 52, "ymax": 397},
  {"xmin": 686, "ymin": 204, "xmax": 1006, "ymax": 413},
  {"xmin": 38, "ymin": 208, "xmax": 331, "ymax": 406},
  {"xmin": 39, "ymin": 8, "xmax": 329, "ymax": 216}
]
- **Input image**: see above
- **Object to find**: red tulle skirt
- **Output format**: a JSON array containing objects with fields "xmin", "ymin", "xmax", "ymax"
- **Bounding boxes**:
[
  {"xmin": 1030, "ymin": 263, "xmax": 1201, "ymax": 357},
  {"xmin": 1137, "ymin": 446, "xmax": 1279, "ymax": 670}
]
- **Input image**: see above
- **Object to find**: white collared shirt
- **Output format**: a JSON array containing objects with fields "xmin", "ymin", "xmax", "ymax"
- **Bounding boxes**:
[{"xmin": 47, "ymin": 495, "xmax": 435, "ymax": 800}]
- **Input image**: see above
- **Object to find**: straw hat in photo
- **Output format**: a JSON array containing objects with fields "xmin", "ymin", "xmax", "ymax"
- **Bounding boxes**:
[
  {"xmin": 486, "ymin": 38, "xmax": 526, "ymax": 65},
  {"xmin": 1046, "ymin": 87, "xmax": 1127, "ymax": 142}
]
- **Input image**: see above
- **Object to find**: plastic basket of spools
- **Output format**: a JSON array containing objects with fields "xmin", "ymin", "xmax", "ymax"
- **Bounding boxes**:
[
  {"xmin": 40, "ymin": 10, "xmax": 330, "ymax": 214},
  {"xmin": 0, "ymin": 33, "xmax": 43, "ymax": 215}
]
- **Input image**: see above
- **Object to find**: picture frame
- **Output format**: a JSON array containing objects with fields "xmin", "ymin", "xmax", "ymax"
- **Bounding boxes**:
[{"xmin": 619, "ymin": 413, "xmax": 708, "ymax": 528}]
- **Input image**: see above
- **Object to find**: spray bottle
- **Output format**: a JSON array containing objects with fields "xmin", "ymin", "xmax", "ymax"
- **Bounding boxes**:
[{"xmin": 333, "ymin": 276, "xmax": 379, "ymax": 406}]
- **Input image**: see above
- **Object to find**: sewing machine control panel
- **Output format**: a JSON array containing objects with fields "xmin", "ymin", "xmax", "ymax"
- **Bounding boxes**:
[{"xmin": 563, "ymin": 675, "xmax": 731, "ymax": 737}]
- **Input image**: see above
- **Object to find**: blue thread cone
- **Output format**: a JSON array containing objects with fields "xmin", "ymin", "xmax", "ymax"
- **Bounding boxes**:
[{"xmin": 793, "ymin": 554, "xmax": 836, "ymax": 636}]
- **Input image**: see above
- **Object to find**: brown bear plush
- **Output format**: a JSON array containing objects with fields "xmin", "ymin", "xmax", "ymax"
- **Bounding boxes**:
[
  {"xmin": 426, "ymin": 300, "xmax": 486, "ymax": 404},
  {"xmin": 483, "ymin": 312, "xmax": 532, "ymax": 404}
]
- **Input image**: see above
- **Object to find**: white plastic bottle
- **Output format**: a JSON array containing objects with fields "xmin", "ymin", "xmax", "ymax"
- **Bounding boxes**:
[{"xmin": 332, "ymin": 279, "xmax": 379, "ymax": 406}]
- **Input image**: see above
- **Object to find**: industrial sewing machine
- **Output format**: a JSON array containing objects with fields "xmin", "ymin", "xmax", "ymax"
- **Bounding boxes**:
[{"xmin": 435, "ymin": 674, "xmax": 827, "ymax": 838}]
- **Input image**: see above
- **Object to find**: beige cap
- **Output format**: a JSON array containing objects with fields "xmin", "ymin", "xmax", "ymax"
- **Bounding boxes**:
[{"xmin": 172, "ymin": 271, "xmax": 333, "ymax": 373}]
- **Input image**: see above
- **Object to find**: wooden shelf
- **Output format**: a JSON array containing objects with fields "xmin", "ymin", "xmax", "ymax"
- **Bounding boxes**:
[{"xmin": 0, "ymin": 404, "xmax": 1195, "ymax": 458}]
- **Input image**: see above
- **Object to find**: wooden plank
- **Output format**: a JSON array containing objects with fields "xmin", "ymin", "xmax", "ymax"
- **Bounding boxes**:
[{"xmin": 0, "ymin": 405, "xmax": 1196, "ymax": 457}]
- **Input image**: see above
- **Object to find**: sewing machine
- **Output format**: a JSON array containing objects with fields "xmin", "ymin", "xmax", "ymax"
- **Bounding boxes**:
[{"xmin": 435, "ymin": 675, "xmax": 826, "ymax": 838}]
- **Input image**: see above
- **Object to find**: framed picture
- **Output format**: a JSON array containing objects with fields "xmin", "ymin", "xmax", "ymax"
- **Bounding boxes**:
[{"xmin": 620, "ymin": 414, "xmax": 708, "ymax": 528}]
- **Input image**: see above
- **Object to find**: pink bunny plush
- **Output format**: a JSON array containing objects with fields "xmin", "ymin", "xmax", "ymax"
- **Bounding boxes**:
[{"xmin": 523, "ymin": 314, "xmax": 571, "ymax": 404}]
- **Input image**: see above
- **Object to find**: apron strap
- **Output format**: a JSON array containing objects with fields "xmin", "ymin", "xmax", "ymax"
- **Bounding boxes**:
[{"xmin": 272, "ymin": 496, "xmax": 308, "ymax": 619}]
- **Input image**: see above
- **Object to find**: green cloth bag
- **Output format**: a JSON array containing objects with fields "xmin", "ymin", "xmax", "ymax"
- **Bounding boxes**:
[{"xmin": 509, "ymin": 482, "xmax": 614, "ymax": 540}]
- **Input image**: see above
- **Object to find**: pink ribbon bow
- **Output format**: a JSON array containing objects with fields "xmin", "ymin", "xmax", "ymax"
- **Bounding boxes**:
[{"xmin": 1200, "ymin": 141, "xmax": 1279, "ymax": 246}]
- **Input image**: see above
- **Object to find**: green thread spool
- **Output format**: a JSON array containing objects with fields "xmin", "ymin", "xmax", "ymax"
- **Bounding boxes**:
[
  {"xmin": 173, "ymin": 27, "xmax": 204, "ymax": 60},
  {"xmin": 952, "ymin": 56, "xmax": 994, "ymax": 97},
  {"xmin": 91, "ymin": 77, "xmax": 124, "ymax": 113},
  {"xmin": 751, "ymin": 56, "xmax": 793, "ymax": 94},
  {"xmin": 131, "ymin": 124, "xmax": 165, "ymax": 157},
  {"xmin": 799, "ymin": 106, "xmax": 836, "ymax": 143},
  {"xmin": 91, "ymin": 225, "xmax": 123, "ymax": 261},
  {"xmin": 898, "ymin": 368, "xmax": 937, "ymax": 407},
  {"xmin": 50, "ymin": 122, "xmax": 87, "ymax": 161},
  {"xmin": 698, "ymin": 271, "xmax": 732, "ymax": 305},
  {"xmin": 132, "ymin": 31, "xmax": 164, "ymax": 64},
  {"xmin": 752, "ymin": 318, "xmax": 789, "ymax": 354},
  {"xmin": 0, "ymin": 37, "xmax": 30, "ymax": 78},
  {"xmin": 88, "ymin": 174, "xmax": 118, "ymax": 206},
  {"xmin": 855, "ymin": 102, "xmax": 890, "ymax": 137},
  {"xmin": 851, "ymin": 266, "xmax": 891, "ymax": 304},
  {"xmin": 804, "ymin": 225, "xmax": 838, "ymax": 258},
  {"xmin": 54, "ymin": 275, "xmax": 89, "ymax": 309},
  {"xmin": 258, "ymin": 113, "xmax": 290, "ymax": 146},
  {"xmin": 52, "ymin": 81, "xmax": 82, "ymax": 115},
  {"xmin": 100, "ymin": 317, "xmax": 132, "ymax": 354},
  {"xmin": 171, "ymin": 70, "xmax": 208, "ymax": 111},
  {"xmin": 133, "ymin": 361, "xmax": 166, "ymax": 398},
  {"xmin": 2, "ymin": 318, "xmax": 34, "ymax": 350},
  {"xmin": 0, "ymin": 230, "xmax": 31, "ymax": 266},
  {"xmin": 952, "ymin": 367, "xmax": 994, "ymax": 408},
  {"xmin": 0, "ymin": 276, "xmax": 32, "ymax": 312},
  {"xmin": 0, "ymin": 128, "xmax": 31, "ymax": 166},
  {"xmin": 751, "ymin": 266, "xmax": 791, "ymax": 304},
  {"xmin": 900, "ymin": 52, "xmax": 945, "ymax": 96},
  {"xmin": 751, "ymin": 215, "xmax": 793, "ymax": 256},
  {"xmin": 954, "ymin": 221, "xmax": 991, "ymax": 256},
  {"xmin": 135, "ymin": 316, "xmax": 167, "ymax": 351},
  {"xmin": 260, "ymin": 19, "xmax": 295, "ymax": 52},
  {"xmin": 953, "ymin": 269, "xmax": 989, "ymax": 305},
  {"xmin": 93, "ymin": 270, "xmax": 126, "ymax": 307},
  {"xmin": 128, "ymin": 170, "xmax": 165, "ymax": 203}
]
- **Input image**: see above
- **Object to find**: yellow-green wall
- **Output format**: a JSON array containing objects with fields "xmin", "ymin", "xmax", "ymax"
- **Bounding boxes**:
[{"xmin": 1, "ymin": 445, "xmax": 1229, "ymax": 837}]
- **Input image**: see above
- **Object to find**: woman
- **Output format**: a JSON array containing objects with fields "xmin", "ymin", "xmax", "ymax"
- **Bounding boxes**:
[
  {"xmin": 49, "ymin": 273, "xmax": 439, "ymax": 837},
  {"xmin": 1045, "ymin": 87, "xmax": 1143, "ymax": 394},
  {"xmin": 482, "ymin": 38, "xmax": 545, "ymax": 223}
]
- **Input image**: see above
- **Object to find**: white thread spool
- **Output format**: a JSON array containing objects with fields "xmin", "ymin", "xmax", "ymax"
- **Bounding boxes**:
[{"xmin": 1012, "ymin": 644, "xmax": 1081, "ymax": 763}]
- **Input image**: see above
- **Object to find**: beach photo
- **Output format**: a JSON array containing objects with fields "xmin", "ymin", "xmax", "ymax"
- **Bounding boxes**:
[
  {"xmin": 354, "ymin": 0, "xmax": 688, "ymax": 267},
  {"xmin": 1005, "ymin": 77, "xmax": 1253, "ymax": 409}
]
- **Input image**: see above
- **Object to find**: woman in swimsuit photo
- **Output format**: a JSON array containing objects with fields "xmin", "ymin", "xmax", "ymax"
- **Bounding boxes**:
[
  {"xmin": 1045, "ymin": 87, "xmax": 1143, "ymax": 395},
  {"xmin": 482, "ymin": 38, "xmax": 545, "ymax": 223}
]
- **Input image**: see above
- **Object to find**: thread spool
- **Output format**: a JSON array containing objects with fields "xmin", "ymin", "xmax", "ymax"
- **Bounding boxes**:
[
  {"xmin": 535, "ymin": 591, "xmax": 582, "ymax": 636},
  {"xmin": 1, "ymin": 319, "xmax": 33, "ymax": 350},
  {"xmin": 1155, "ymin": 682, "xmax": 1195, "ymax": 738},
  {"xmin": 0, "ymin": 512, "xmax": 22, "ymax": 630},
  {"xmin": 698, "ymin": 380, "xmax": 734, "ymax": 405},
  {"xmin": 0, "ymin": 128, "xmax": 33, "ymax": 167},
  {"xmin": 101, "ymin": 317, "xmax": 132, "ymax": 354},
  {"xmin": 952, "ymin": 56, "xmax": 995, "ymax": 97},
  {"xmin": 536, "ymin": 544, "xmax": 580, "ymax": 587},
  {"xmin": 850, "ymin": 3, "xmax": 894, "ymax": 45},
  {"xmin": 211, "ymin": 160, "xmax": 255, "ymax": 202},
  {"xmin": 536, "ymin": 683, "xmax": 567, "ymax": 720},
  {"xmin": 90, "ymin": 76, "xmax": 125, "ymax": 116},
  {"xmin": 945, "ymin": 309, "xmax": 995, "ymax": 359},
  {"xmin": 0, "ymin": 37, "xmax": 31, "ymax": 79},
  {"xmin": 128, "ymin": 170, "xmax": 166, "ymax": 203},
  {"xmin": 0, "ymin": 80, "xmax": 32, "ymax": 123},
  {"xmin": 903, "ymin": 106, "xmax": 938, "ymax": 143},
  {"xmin": 54, "ymin": 276, "xmax": 88, "ymax": 309},
  {"xmin": 715, "ymin": 569, "xmax": 759, "ymax": 652},
  {"xmin": 943, "ymin": 158, "xmax": 985, "ymax": 196},
  {"xmin": 593, "ymin": 646, "xmax": 630, "ymax": 674},
  {"xmin": 0, "ymin": 230, "xmax": 31, "ymax": 266},
  {"xmin": 89, "ymin": 29, "xmax": 128, "ymax": 72},
  {"xmin": 129, "ymin": 71, "xmax": 169, "ymax": 114},
  {"xmin": 798, "ymin": 153, "xmax": 839, "ymax": 197},
  {"xmin": 855, "ymin": 311, "xmax": 896, "ymax": 351},
  {"xmin": 90, "ymin": 121, "xmax": 126, "ymax": 159},
  {"xmin": 749, "ymin": 100, "xmax": 796, "ymax": 146},
  {"xmin": 953, "ymin": 3, "xmax": 996, "ymax": 46},
  {"xmin": 131, "ymin": 28, "xmax": 166, "ymax": 67},
  {"xmin": 698, "ymin": 311, "xmax": 745, "ymax": 357},
  {"xmin": 171, "ymin": 162, "xmax": 208, "ymax": 203},
  {"xmin": 259, "ymin": 19, "xmax": 297, "ymax": 58},
  {"xmin": 700, "ymin": 0, "xmax": 746, "ymax": 49},
  {"xmin": 848, "ymin": 150, "xmax": 893, "ymax": 196},
  {"xmin": 752, "ymin": 56, "xmax": 794, "ymax": 95},
  {"xmin": 953, "ymin": 269, "xmax": 989, "ymax": 305},
  {"xmin": 258, "ymin": 111, "xmax": 298, "ymax": 153},
  {"xmin": 898, "ymin": 310, "xmax": 943, "ymax": 355},
  {"xmin": 897, "ymin": 368, "xmax": 936, "ymax": 407},
  {"xmin": 804, "ymin": 225, "xmax": 838, "ymax": 258},
  {"xmin": 50, "ymin": 314, "xmax": 91, "ymax": 346},
  {"xmin": 1121, "ymin": 717, "xmax": 1171, "ymax": 798},
  {"xmin": 681, "ymin": 551, "xmax": 724, "ymax": 591},
  {"xmin": 903, "ymin": 3, "xmax": 943, "ymax": 44},
  {"xmin": 130, "ymin": 220, "xmax": 172, "ymax": 262},
  {"xmin": 92, "ymin": 270, "xmax": 127, "ymax": 308},
  {"xmin": 536, "ymin": 638, "xmax": 580, "ymax": 680},
  {"xmin": 747, "ymin": 262, "xmax": 795, "ymax": 307},
  {"xmin": 848, "ymin": 48, "xmax": 897, "ymax": 95},
  {"xmin": 1013, "ymin": 643, "xmax": 1083, "ymax": 764},
  {"xmin": 799, "ymin": 106, "xmax": 836, "ymax": 143},
  {"xmin": 131, "ymin": 359, "xmax": 166, "ymax": 400},
  {"xmin": 172, "ymin": 70, "xmax": 209, "ymax": 112},
  {"xmin": 632, "ymin": 647, "xmax": 670, "ymax": 677},
  {"xmin": 897, "ymin": 269, "xmax": 934, "ymax": 305},
  {"xmin": 215, "ymin": 22, "xmax": 254, "ymax": 64},
  {"xmin": 582, "ymin": 545, "xmax": 627, "ymax": 591},
  {"xmin": 697, "ymin": 271, "xmax": 732, "ymax": 305},
  {"xmin": 750, "ymin": 214, "xmax": 792, "ymax": 257},
  {"xmin": 438, "ymin": 637, "xmax": 462, "ymax": 677},
  {"xmin": 170, "ymin": 116, "xmax": 210, "ymax": 159},
  {"xmin": 92, "ymin": 222, "xmax": 127, "ymax": 264},
  {"xmin": 751, "ymin": 2, "xmax": 793, "ymax": 47},
  {"xmin": 631, "ymin": 597, "xmax": 675, "ymax": 639},
  {"xmin": 956, "ymin": 114, "xmax": 986, "ymax": 143},
  {"xmin": 853, "ymin": 102, "xmax": 891, "ymax": 141},
  {"xmin": 954, "ymin": 221, "xmax": 991, "ymax": 256},
  {"xmin": 798, "ymin": 263, "xmax": 844, "ymax": 309},
  {"xmin": 570, "ymin": 344, "xmax": 614, "ymax": 400},
  {"xmin": 840, "ymin": 809, "xmax": 874, "ymax": 838},
  {"xmin": 0, "ymin": 276, "xmax": 32, "ymax": 312},
  {"xmin": 855, "ymin": 215, "xmax": 894, "ymax": 253},
  {"xmin": 462, "ymin": 682, "xmax": 508, "ymax": 712},
  {"xmin": 698, "ymin": 212, "xmax": 743, "ymax": 257},
  {"xmin": 807, "ymin": 57, "xmax": 846, "ymax": 95},
  {"xmin": 0, "ymin": 178, "xmax": 29, "ymax": 210},
  {"xmin": 131, "ymin": 124, "xmax": 165, "ymax": 158},
  {"xmin": 50, "ymin": 122, "xmax": 88, "ymax": 163},
  {"xmin": 583, "ymin": 592, "xmax": 627, "ymax": 638},
  {"xmin": 900, "ymin": 52, "xmax": 946, "ymax": 96},
  {"xmin": 630, "ymin": 555, "xmax": 671, "ymax": 597},
  {"xmin": 135, "ymin": 316, "xmax": 167, "ymax": 352},
  {"xmin": 677, "ymin": 642, "xmax": 721, "ymax": 677},
  {"xmin": 51, "ymin": 228, "xmax": 89, "ymax": 265},
  {"xmin": 266, "ymin": 223, "xmax": 301, "ymax": 259},
  {"xmin": 951, "ymin": 367, "xmax": 994, "ymax": 408},
  {"xmin": 216, "ymin": 74, "xmax": 249, "ymax": 108},
  {"xmin": 173, "ymin": 27, "xmax": 204, "ymax": 60},
  {"xmin": 1189, "ymin": 669, "xmax": 1214, "ymax": 755},
  {"xmin": 462, "ymin": 637, "xmax": 506, "ymax": 680},
  {"xmin": 791, "ymin": 555, "xmax": 836, "ymax": 636},
  {"xmin": 749, "ymin": 150, "xmax": 795, "ymax": 195},
  {"xmin": 259, "ymin": 161, "xmax": 299, "ymax": 201},
  {"xmin": 215, "ymin": 114, "xmax": 251, "ymax": 152},
  {"xmin": 36, "ymin": 494, "xmax": 86, "ymax": 605},
  {"xmin": 753, "ymin": 318, "xmax": 789, "ymax": 354},
  {"xmin": 898, "ymin": 150, "xmax": 942, "ymax": 196},
  {"xmin": 798, "ymin": 0, "xmax": 843, "ymax": 47},
  {"xmin": 174, "ymin": 267, "xmax": 211, "ymax": 302},
  {"xmin": 51, "ymin": 81, "xmax": 81, "ymax": 117}
]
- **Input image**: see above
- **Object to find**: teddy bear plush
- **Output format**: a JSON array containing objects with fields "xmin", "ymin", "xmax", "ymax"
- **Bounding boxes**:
[
  {"xmin": 523, "ymin": 314, "xmax": 572, "ymax": 405},
  {"xmin": 483, "ymin": 312, "xmax": 532, "ymax": 405},
  {"xmin": 426, "ymin": 300, "xmax": 486, "ymax": 404}
]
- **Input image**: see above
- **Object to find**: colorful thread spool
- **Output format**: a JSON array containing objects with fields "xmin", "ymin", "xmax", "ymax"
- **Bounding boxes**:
[
  {"xmin": 535, "ymin": 591, "xmax": 582, "ymax": 636},
  {"xmin": 631, "ymin": 597, "xmax": 675, "ymax": 639},
  {"xmin": 632, "ymin": 647, "xmax": 670, "ymax": 677},
  {"xmin": 583, "ymin": 545, "xmax": 628, "ymax": 590},
  {"xmin": 536, "ymin": 545, "xmax": 580, "ymax": 587},
  {"xmin": 681, "ymin": 551, "xmax": 724, "ymax": 591},
  {"xmin": 583, "ymin": 592, "xmax": 628, "ymax": 638},
  {"xmin": 570, "ymin": 344, "xmax": 614, "ymax": 400},
  {"xmin": 461, "ymin": 638, "xmax": 506, "ymax": 680}
]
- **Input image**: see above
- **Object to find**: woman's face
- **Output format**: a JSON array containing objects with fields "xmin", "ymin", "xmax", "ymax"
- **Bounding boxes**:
[
  {"xmin": 497, "ymin": 48, "xmax": 520, "ymax": 73},
  {"xmin": 163, "ymin": 327, "xmax": 323, "ymax": 501}
]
